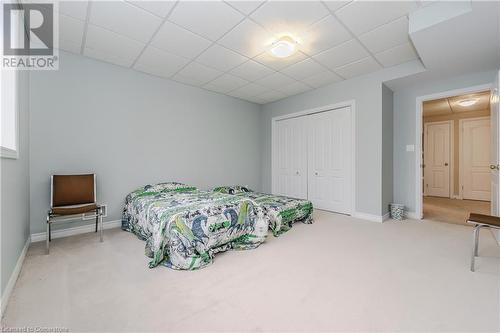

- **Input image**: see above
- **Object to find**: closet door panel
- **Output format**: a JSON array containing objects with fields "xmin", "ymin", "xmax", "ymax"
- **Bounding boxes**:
[
  {"xmin": 274, "ymin": 117, "xmax": 307, "ymax": 199},
  {"xmin": 307, "ymin": 107, "xmax": 351, "ymax": 213}
]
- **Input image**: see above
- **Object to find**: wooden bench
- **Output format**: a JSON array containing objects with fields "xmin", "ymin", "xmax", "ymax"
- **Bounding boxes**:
[{"xmin": 466, "ymin": 213, "xmax": 500, "ymax": 272}]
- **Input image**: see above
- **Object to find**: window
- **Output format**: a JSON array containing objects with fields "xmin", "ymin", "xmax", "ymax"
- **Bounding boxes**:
[
  {"xmin": 1, "ymin": 5, "xmax": 20, "ymax": 159},
  {"xmin": 1, "ymin": 67, "xmax": 19, "ymax": 159}
]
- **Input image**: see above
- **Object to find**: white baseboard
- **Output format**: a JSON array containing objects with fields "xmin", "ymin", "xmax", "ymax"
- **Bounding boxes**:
[
  {"xmin": 406, "ymin": 211, "xmax": 422, "ymax": 220},
  {"xmin": 30, "ymin": 219, "xmax": 122, "ymax": 243},
  {"xmin": 352, "ymin": 212, "xmax": 388, "ymax": 223},
  {"xmin": 1, "ymin": 238, "xmax": 30, "ymax": 317}
]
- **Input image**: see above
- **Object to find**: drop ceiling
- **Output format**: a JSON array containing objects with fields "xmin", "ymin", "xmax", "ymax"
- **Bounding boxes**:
[
  {"xmin": 46, "ymin": 0, "xmax": 424, "ymax": 104},
  {"xmin": 423, "ymin": 91, "xmax": 491, "ymax": 117}
]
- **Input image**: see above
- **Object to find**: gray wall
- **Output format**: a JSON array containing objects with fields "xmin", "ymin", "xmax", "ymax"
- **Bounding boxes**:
[
  {"xmin": 382, "ymin": 84, "xmax": 394, "ymax": 215},
  {"xmin": 29, "ymin": 52, "xmax": 262, "ymax": 234},
  {"xmin": 1, "ymin": 71, "xmax": 30, "ymax": 297},
  {"xmin": 261, "ymin": 61, "xmax": 424, "ymax": 217},
  {"xmin": 392, "ymin": 70, "xmax": 497, "ymax": 213}
]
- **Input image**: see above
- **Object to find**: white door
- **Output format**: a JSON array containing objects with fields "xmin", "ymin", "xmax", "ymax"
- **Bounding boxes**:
[
  {"xmin": 307, "ymin": 107, "xmax": 351, "ymax": 213},
  {"xmin": 274, "ymin": 117, "xmax": 307, "ymax": 199},
  {"xmin": 462, "ymin": 118, "xmax": 491, "ymax": 201},
  {"xmin": 424, "ymin": 122, "xmax": 451, "ymax": 197},
  {"xmin": 491, "ymin": 73, "xmax": 500, "ymax": 215}
]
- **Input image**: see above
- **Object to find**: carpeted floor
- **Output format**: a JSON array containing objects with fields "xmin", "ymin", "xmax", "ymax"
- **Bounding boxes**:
[
  {"xmin": 2, "ymin": 210, "xmax": 499, "ymax": 332},
  {"xmin": 423, "ymin": 196, "xmax": 491, "ymax": 226}
]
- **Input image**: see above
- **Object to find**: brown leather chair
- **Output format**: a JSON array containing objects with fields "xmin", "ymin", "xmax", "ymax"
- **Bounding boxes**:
[
  {"xmin": 467, "ymin": 213, "xmax": 500, "ymax": 271},
  {"xmin": 46, "ymin": 174, "xmax": 103, "ymax": 253}
]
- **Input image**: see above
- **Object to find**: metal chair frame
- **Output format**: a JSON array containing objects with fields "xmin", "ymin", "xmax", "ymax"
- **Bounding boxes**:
[
  {"xmin": 467, "ymin": 219, "xmax": 500, "ymax": 272},
  {"xmin": 46, "ymin": 174, "xmax": 104, "ymax": 254}
]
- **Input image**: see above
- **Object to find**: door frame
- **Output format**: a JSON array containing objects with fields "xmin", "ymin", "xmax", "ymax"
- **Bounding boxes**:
[
  {"xmin": 415, "ymin": 84, "xmax": 492, "ymax": 219},
  {"xmin": 271, "ymin": 100, "xmax": 356, "ymax": 215},
  {"xmin": 423, "ymin": 120, "xmax": 454, "ymax": 198},
  {"xmin": 459, "ymin": 116, "xmax": 491, "ymax": 200}
]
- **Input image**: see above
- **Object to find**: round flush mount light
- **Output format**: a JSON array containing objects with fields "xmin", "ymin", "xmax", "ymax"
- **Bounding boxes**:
[
  {"xmin": 269, "ymin": 36, "xmax": 298, "ymax": 58},
  {"xmin": 457, "ymin": 98, "xmax": 478, "ymax": 107}
]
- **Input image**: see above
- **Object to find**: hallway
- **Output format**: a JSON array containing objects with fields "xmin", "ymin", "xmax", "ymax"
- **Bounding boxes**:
[{"xmin": 423, "ymin": 197, "xmax": 491, "ymax": 226}]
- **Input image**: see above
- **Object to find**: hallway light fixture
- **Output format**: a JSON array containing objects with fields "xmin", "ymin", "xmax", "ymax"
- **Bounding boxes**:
[{"xmin": 457, "ymin": 98, "xmax": 478, "ymax": 107}]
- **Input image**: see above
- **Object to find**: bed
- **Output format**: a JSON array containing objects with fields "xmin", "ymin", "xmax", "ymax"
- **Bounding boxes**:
[
  {"xmin": 212, "ymin": 186, "xmax": 313, "ymax": 236},
  {"xmin": 122, "ymin": 183, "xmax": 267, "ymax": 270}
]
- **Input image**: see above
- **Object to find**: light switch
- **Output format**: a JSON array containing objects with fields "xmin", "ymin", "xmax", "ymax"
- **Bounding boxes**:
[{"xmin": 406, "ymin": 145, "xmax": 415, "ymax": 152}]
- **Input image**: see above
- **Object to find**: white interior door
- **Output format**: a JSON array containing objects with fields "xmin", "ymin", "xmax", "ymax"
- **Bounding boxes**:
[
  {"xmin": 491, "ymin": 73, "xmax": 500, "ymax": 215},
  {"xmin": 274, "ymin": 117, "xmax": 307, "ymax": 199},
  {"xmin": 424, "ymin": 122, "xmax": 451, "ymax": 197},
  {"xmin": 462, "ymin": 118, "xmax": 491, "ymax": 201},
  {"xmin": 307, "ymin": 107, "xmax": 351, "ymax": 214}
]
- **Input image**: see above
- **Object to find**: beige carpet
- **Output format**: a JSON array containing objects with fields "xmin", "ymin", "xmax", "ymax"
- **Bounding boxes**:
[
  {"xmin": 423, "ymin": 196, "xmax": 491, "ymax": 226},
  {"xmin": 2, "ymin": 210, "xmax": 500, "ymax": 332}
]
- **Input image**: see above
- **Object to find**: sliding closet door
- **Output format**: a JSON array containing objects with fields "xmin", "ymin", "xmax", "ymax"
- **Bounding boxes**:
[
  {"xmin": 274, "ymin": 117, "xmax": 307, "ymax": 199},
  {"xmin": 307, "ymin": 107, "xmax": 351, "ymax": 213}
]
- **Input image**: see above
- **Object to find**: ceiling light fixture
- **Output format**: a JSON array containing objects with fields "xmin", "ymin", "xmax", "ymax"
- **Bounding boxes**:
[
  {"xmin": 457, "ymin": 98, "xmax": 478, "ymax": 107},
  {"xmin": 269, "ymin": 36, "xmax": 298, "ymax": 58}
]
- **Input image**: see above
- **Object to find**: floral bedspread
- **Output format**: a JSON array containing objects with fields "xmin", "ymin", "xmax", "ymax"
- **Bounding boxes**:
[
  {"xmin": 230, "ymin": 192, "xmax": 313, "ymax": 236},
  {"xmin": 122, "ymin": 183, "xmax": 267, "ymax": 270},
  {"xmin": 212, "ymin": 185, "xmax": 313, "ymax": 236}
]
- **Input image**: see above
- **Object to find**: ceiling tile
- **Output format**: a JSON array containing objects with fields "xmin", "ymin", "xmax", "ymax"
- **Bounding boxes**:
[
  {"xmin": 58, "ymin": 1, "xmax": 88, "ymax": 20},
  {"xmin": 249, "ymin": 96, "xmax": 268, "ymax": 104},
  {"xmin": 84, "ymin": 47, "xmax": 134, "ymax": 67},
  {"xmin": 204, "ymin": 74, "xmax": 249, "ymax": 93},
  {"xmin": 171, "ymin": 74, "xmax": 204, "ymax": 87},
  {"xmin": 302, "ymin": 70, "xmax": 343, "ymax": 88},
  {"xmin": 256, "ymin": 90, "xmax": 287, "ymax": 103},
  {"xmin": 313, "ymin": 39, "xmax": 368, "ymax": 70},
  {"xmin": 60, "ymin": 39, "xmax": 82, "ymax": 54},
  {"xmin": 323, "ymin": 1, "xmax": 351, "ymax": 12},
  {"xmin": 168, "ymin": 1, "xmax": 244, "ymax": 41},
  {"xmin": 359, "ymin": 17, "xmax": 409, "ymax": 54},
  {"xmin": 151, "ymin": 21, "xmax": 211, "ymax": 59},
  {"xmin": 250, "ymin": 1, "xmax": 329, "ymax": 35},
  {"xmin": 375, "ymin": 42, "xmax": 418, "ymax": 67},
  {"xmin": 196, "ymin": 44, "xmax": 248, "ymax": 72},
  {"xmin": 226, "ymin": 89, "xmax": 256, "ymax": 100},
  {"xmin": 90, "ymin": 1, "xmax": 162, "ymax": 43},
  {"xmin": 134, "ymin": 46, "xmax": 190, "ymax": 78},
  {"xmin": 127, "ymin": 1, "xmax": 176, "ymax": 18},
  {"xmin": 334, "ymin": 57, "xmax": 382, "ymax": 79},
  {"xmin": 218, "ymin": 19, "xmax": 271, "ymax": 58},
  {"xmin": 59, "ymin": 14, "xmax": 84, "ymax": 49},
  {"xmin": 174, "ymin": 62, "xmax": 223, "ymax": 85},
  {"xmin": 231, "ymin": 83, "xmax": 269, "ymax": 97},
  {"xmin": 253, "ymin": 50, "xmax": 308, "ymax": 71},
  {"xmin": 277, "ymin": 81, "xmax": 312, "ymax": 95},
  {"xmin": 254, "ymin": 72, "xmax": 296, "ymax": 89},
  {"xmin": 225, "ymin": 1, "xmax": 264, "ymax": 15},
  {"xmin": 85, "ymin": 24, "xmax": 145, "ymax": 62},
  {"xmin": 229, "ymin": 59, "xmax": 275, "ymax": 82},
  {"xmin": 281, "ymin": 58, "xmax": 327, "ymax": 80},
  {"xmin": 299, "ymin": 15, "xmax": 352, "ymax": 55},
  {"xmin": 336, "ymin": 1, "xmax": 417, "ymax": 35}
]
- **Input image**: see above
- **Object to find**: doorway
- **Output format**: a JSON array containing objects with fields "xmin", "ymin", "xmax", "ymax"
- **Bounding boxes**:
[{"xmin": 420, "ymin": 89, "xmax": 492, "ymax": 225}]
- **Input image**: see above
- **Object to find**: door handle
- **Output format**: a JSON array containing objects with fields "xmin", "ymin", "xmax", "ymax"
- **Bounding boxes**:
[
  {"xmin": 444, "ymin": 163, "xmax": 448, "ymax": 166},
  {"xmin": 314, "ymin": 171, "xmax": 318, "ymax": 176},
  {"xmin": 295, "ymin": 171, "xmax": 300, "ymax": 175},
  {"xmin": 490, "ymin": 165, "xmax": 496, "ymax": 170}
]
